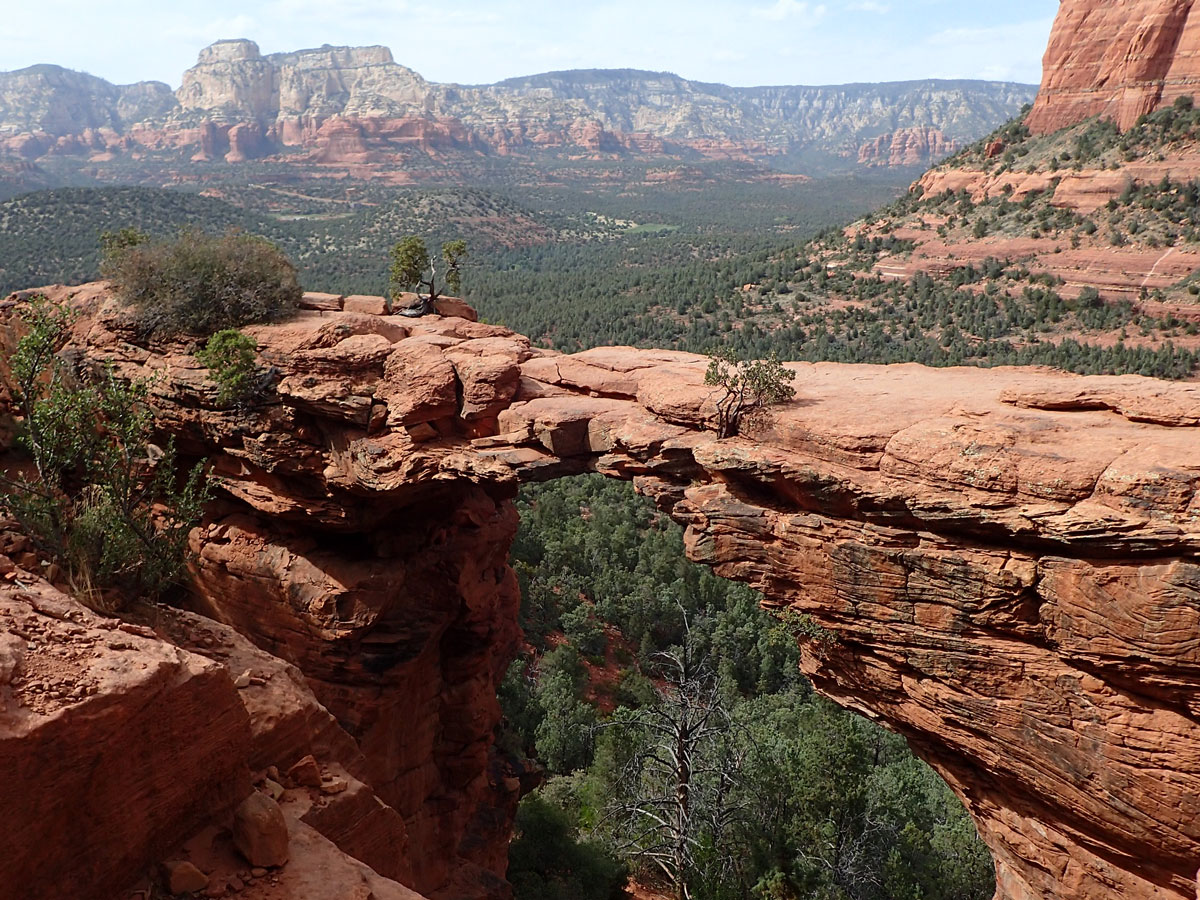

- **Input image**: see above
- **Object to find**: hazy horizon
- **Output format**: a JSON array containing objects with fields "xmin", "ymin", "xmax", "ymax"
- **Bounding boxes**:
[{"xmin": 1, "ymin": 1, "xmax": 1056, "ymax": 90}]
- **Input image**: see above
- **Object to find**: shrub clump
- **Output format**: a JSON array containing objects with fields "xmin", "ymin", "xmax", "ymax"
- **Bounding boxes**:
[
  {"xmin": 194, "ymin": 328, "xmax": 261, "ymax": 407},
  {"xmin": 102, "ymin": 228, "xmax": 301, "ymax": 337},
  {"xmin": 2, "ymin": 296, "xmax": 210, "ymax": 609}
]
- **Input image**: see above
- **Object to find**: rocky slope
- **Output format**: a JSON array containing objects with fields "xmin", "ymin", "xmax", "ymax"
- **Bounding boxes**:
[
  {"xmin": 811, "ymin": 0, "xmax": 1200, "ymax": 339},
  {"xmin": 1027, "ymin": 0, "xmax": 1200, "ymax": 134},
  {"xmin": 0, "ymin": 39, "xmax": 1035, "ymax": 173},
  {"xmin": 3, "ymin": 283, "xmax": 1199, "ymax": 900}
]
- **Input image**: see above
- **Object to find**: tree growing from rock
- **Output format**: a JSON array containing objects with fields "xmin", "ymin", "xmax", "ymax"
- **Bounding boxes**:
[
  {"xmin": 704, "ymin": 349, "xmax": 796, "ymax": 438},
  {"xmin": 389, "ymin": 236, "xmax": 468, "ymax": 314},
  {"xmin": 194, "ymin": 328, "xmax": 263, "ymax": 408}
]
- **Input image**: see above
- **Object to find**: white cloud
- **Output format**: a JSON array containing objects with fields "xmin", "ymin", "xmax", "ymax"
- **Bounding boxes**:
[{"xmin": 755, "ymin": 0, "xmax": 828, "ymax": 23}]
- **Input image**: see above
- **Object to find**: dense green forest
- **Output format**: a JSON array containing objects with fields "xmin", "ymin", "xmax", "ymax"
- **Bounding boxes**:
[
  {"xmin": 0, "ymin": 168, "xmax": 904, "ymax": 299},
  {"xmin": 0, "ymin": 171, "xmax": 906, "ymax": 348},
  {"xmin": 502, "ymin": 476, "xmax": 994, "ymax": 900},
  {"xmin": 4, "ymin": 160, "xmax": 1197, "ymax": 378}
]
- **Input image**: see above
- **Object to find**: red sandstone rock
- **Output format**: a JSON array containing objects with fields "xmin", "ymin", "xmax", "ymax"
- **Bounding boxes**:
[
  {"xmin": 434, "ymin": 296, "xmax": 479, "ymax": 321},
  {"xmin": 6, "ymin": 283, "xmax": 1200, "ymax": 900},
  {"xmin": 0, "ymin": 576, "xmax": 253, "ymax": 900},
  {"xmin": 300, "ymin": 291, "xmax": 344, "ymax": 312},
  {"xmin": 253, "ymin": 816, "xmax": 425, "ymax": 900},
  {"xmin": 343, "ymin": 294, "xmax": 390, "ymax": 316},
  {"xmin": 379, "ymin": 339, "xmax": 460, "ymax": 427},
  {"xmin": 858, "ymin": 127, "xmax": 960, "ymax": 167},
  {"xmin": 288, "ymin": 754, "xmax": 324, "ymax": 788},
  {"xmin": 312, "ymin": 117, "xmax": 376, "ymax": 165},
  {"xmin": 225, "ymin": 122, "xmax": 271, "ymax": 163},
  {"xmin": 176, "ymin": 801, "xmax": 426, "ymax": 900},
  {"xmin": 297, "ymin": 765, "xmax": 412, "ymax": 881},
  {"xmin": 163, "ymin": 859, "xmax": 210, "ymax": 893},
  {"xmin": 1027, "ymin": 0, "xmax": 1200, "ymax": 133}
]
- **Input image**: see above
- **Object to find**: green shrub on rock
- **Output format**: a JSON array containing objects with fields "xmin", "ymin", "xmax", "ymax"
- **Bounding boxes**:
[
  {"xmin": 1, "ymin": 296, "xmax": 209, "ymax": 609},
  {"xmin": 704, "ymin": 348, "xmax": 796, "ymax": 438},
  {"xmin": 195, "ymin": 328, "xmax": 261, "ymax": 407},
  {"xmin": 102, "ymin": 228, "xmax": 301, "ymax": 337}
]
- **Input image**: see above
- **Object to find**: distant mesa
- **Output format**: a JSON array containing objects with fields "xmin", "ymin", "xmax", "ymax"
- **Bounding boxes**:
[
  {"xmin": 197, "ymin": 38, "xmax": 264, "ymax": 64},
  {"xmin": 0, "ymin": 39, "xmax": 1036, "ymax": 175}
]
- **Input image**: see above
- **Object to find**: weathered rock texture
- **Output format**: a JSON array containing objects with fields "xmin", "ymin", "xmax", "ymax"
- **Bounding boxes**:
[
  {"xmin": 1027, "ymin": 0, "xmax": 1200, "ymax": 133},
  {"xmin": 0, "ymin": 40, "xmax": 1035, "ymax": 171},
  {"xmin": 0, "ymin": 578, "xmax": 253, "ymax": 900},
  {"xmin": 877, "ymin": 157, "xmax": 1200, "ymax": 308},
  {"xmin": 0, "ymin": 542, "xmax": 435, "ymax": 900},
  {"xmin": 858, "ymin": 126, "xmax": 960, "ymax": 167},
  {"xmin": 3, "ymin": 282, "xmax": 1199, "ymax": 899}
]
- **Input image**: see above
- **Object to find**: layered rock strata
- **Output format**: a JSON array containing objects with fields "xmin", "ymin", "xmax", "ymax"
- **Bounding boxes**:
[
  {"xmin": 3, "ymin": 282, "xmax": 1199, "ymax": 899},
  {"xmin": 0, "ymin": 40, "xmax": 1035, "ymax": 170},
  {"xmin": 1027, "ymin": 0, "xmax": 1200, "ymax": 134},
  {"xmin": 0, "ymin": 284, "xmax": 528, "ymax": 900},
  {"xmin": 858, "ymin": 127, "xmax": 960, "ymax": 167}
]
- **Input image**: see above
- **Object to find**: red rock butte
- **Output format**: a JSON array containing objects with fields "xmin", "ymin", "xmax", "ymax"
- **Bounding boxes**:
[
  {"xmin": 1027, "ymin": 0, "xmax": 1200, "ymax": 133},
  {"xmin": 2, "ymin": 283, "xmax": 1200, "ymax": 900}
]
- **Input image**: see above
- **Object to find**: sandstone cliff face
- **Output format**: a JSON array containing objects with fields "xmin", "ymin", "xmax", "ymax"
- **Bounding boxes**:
[
  {"xmin": 1027, "ymin": 0, "xmax": 1200, "ymax": 133},
  {"xmin": 857, "ymin": 126, "xmax": 960, "ymax": 166},
  {"xmin": 3, "ymin": 282, "xmax": 1199, "ymax": 900},
  {"xmin": 0, "ymin": 285, "xmax": 529, "ymax": 900},
  {"xmin": 176, "ymin": 39, "xmax": 431, "ymax": 124},
  {"xmin": 177, "ymin": 39, "xmax": 280, "ymax": 122},
  {"xmin": 0, "ymin": 43, "xmax": 1035, "ymax": 170}
]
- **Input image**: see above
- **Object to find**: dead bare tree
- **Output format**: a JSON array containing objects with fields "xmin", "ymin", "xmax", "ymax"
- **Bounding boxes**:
[{"xmin": 599, "ymin": 618, "xmax": 746, "ymax": 899}]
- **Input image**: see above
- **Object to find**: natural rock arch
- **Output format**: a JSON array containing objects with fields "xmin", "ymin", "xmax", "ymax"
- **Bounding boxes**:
[{"xmin": 3, "ymin": 285, "xmax": 1200, "ymax": 900}]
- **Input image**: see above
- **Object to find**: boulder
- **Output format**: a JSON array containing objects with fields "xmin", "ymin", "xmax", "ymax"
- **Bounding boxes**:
[
  {"xmin": 286, "ymin": 755, "xmax": 323, "ymax": 789},
  {"xmin": 162, "ymin": 860, "xmax": 209, "ymax": 894},
  {"xmin": 232, "ymin": 792, "xmax": 289, "ymax": 868}
]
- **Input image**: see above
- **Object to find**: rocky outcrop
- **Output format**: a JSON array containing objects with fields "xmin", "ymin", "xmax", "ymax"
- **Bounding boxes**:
[
  {"xmin": 3, "ymin": 282, "xmax": 1199, "ymax": 899},
  {"xmin": 0, "ymin": 43, "xmax": 1036, "ymax": 172},
  {"xmin": 0, "ymin": 578, "xmax": 253, "ymax": 900},
  {"xmin": 0, "ymin": 527, "xmax": 441, "ymax": 899},
  {"xmin": 0, "ymin": 64, "xmax": 174, "ymax": 138},
  {"xmin": 858, "ymin": 126, "xmax": 960, "ymax": 167},
  {"xmin": 1027, "ymin": 0, "xmax": 1200, "ymax": 133},
  {"xmin": 892, "ymin": 153, "xmax": 1200, "ymax": 308}
]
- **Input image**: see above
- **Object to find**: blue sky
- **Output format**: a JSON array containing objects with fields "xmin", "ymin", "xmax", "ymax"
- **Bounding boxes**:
[{"xmin": 2, "ymin": 1, "xmax": 1058, "ymax": 87}]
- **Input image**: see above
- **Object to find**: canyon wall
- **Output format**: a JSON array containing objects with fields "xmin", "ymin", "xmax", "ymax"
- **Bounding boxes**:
[
  {"xmin": 3, "ymin": 283, "xmax": 1199, "ymax": 899},
  {"xmin": 0, "ymin": 40, "xmax": 1035, "ymax": 171},
  {"xmin": 857, "ymin": 126, "xmax": 960, "ymax": 167},
  {"xmin": 1027, "ymin": 0, "xmax": 1200, "ymax": 133}
]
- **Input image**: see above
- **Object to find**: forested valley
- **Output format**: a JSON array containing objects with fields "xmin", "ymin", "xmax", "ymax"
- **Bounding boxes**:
[
  {"xmin": 4, "ymin": 140, "xmax": 1198, "ymax": 899},
  {"xmin": 501, "ymin": 476, "xmax": 995, "ymax": 900}
]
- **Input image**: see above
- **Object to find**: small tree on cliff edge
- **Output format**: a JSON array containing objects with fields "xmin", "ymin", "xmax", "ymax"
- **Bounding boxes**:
[
  {"xmin": 704, "ymin": 349, "xmax": 796, "ymax": 438},
  {"xmin": 389, "ymin": 236, "xmax": 467, "ymax": 308}
]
